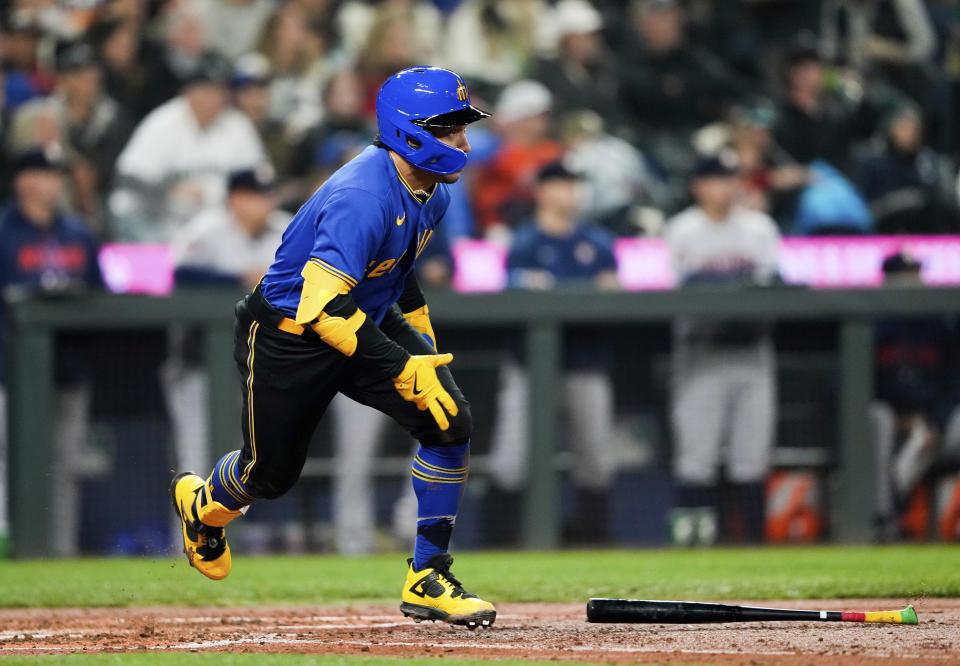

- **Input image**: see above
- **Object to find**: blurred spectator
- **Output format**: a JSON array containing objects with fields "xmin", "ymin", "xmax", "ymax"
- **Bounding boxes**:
[
  {"xmin": 196, "ymin": 0, "xmax": 276, "ymax": 61},
  {"xmin": 560, "ymin": 109, "xmax": 667, "ymax": 236},
  {"xmin": 820, "ymin": 0, "xmax": 937, "ymax": 109},
  {"xmin": 138, "ymin": 3, "xmax": 211, "ymax": 117},
  {"xmin": 931, "ymin": 1, "xmax": 960, "ymax": 155},
  {"xmin": 1, "ymin": 10, "xmax": 53, "ymax": 109},
  {"xmin": 442, "ymin": 0, "xmax": 545, "ymax": 89},
  {"xmin": 854, "ymin": 104, "xmax": 959, "ymax": 234},
  {"xmin": 108, "ymin": 53, "xmax": 266, "ymax": 242},
  {"xmin": 871, "ymin": 252, "xmax": 960, "ymax": 541},
  {"xmin": 486, "ymin": 162, "xmax": 618, "ymax": 546},
  {"xmin": 664, "ymin": 152, "xmax": 780, "ymax": 546},
  {"xmin": 162, "ymin": 166, "xmax": 291, "ymax": 500},
  {"xmin": 231, "ymin": 52, "xmax": 309, "ymax": 209},
  {"xmin": 87, "ymin": 17, "xmax": 148, "ymax": 121},
  {"xmin": 773, "ymin": 43, "xmax": 876, "ymax": 175},
  {"xmin": 471, "ymin": 79, "xmax": 561, "ymax": 239},
  {"xmin": 532, "ymin": 0, "xmax": 624, "ymax": 132},
  {"xmin": 170, "ymin": 166, "xmax": 290, "ymax": 287},
  {"xmin": 742, "ymin": 0, "xmax": 822, "ymax": 97},
  {"xmin": 11, "ymin": 41, "xmax": 133, "ymax": 234},
  {"xmin": 354, "ymin": 2, "xmax": 440, "ymax": 114},
  {"xmin": 298, "ymin": 67, "xmax": 376, "ymax": 194},
  {"xmin": 618, "ymin": 0, "xmax": 749, "ymax": 135},
  {"xmin": 338, "ymin": 0, "xmax": 441, "ymax": 65},
  {"xmin": 0, "ymin": 145, "xmax": 103, "ymax": 557},
  {"xmin": 256, "ymin": 1, "xmax": 334, "ymax": 141},
  {"xmin": 726, "ymin": 103, "xmax": 810, "ymax": 224}
]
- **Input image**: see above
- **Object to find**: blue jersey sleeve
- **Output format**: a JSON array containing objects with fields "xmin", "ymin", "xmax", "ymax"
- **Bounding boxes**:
[{"xmin": 309, "ymin": 188, "xmax": 387, "ymax": 287}]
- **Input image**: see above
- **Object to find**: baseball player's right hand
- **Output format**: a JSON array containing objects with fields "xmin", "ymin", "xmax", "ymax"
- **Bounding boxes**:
[{"xmin": 393, "ymin": 354, "xmax": 459, "ymax": 430}]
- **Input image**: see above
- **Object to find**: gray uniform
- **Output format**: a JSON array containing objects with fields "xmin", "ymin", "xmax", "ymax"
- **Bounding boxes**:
[{"xmin": 664, "ymin": 205, "xmax": 780, "ymax": 486}]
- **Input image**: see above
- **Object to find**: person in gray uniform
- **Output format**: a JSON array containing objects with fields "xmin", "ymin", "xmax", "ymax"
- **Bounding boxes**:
[{"xmin": 664, "ymin": 152, "xmax": 780, "ymax": 546}]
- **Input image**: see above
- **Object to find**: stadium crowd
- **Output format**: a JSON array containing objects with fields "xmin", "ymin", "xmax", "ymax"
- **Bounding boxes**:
[
  {"xmin": 3, "ymin": 0, "xmax": 960, "ymax": 555},
  {"xmin": 1, "ymin": 0, "xmax": 960, "ymax": 244}
]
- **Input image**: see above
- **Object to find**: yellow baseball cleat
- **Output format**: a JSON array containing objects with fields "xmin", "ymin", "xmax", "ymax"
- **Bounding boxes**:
[
  {"xmin": 170, "ymin": 472, "xmax": 242, "ymax": 581},
  {"xmin": 400, "ymin": 554, "xmax": 496, "ymax": 629}
]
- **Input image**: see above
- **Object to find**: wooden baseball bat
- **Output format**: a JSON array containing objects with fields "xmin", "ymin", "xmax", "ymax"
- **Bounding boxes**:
[{"xmin": 586, "ymin": 599, "xmax": 918, "ymax": 624}]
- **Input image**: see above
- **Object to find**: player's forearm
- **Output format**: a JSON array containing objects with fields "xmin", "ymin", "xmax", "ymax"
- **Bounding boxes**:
[
  {"xmin": 323, "ymin": 293, "xmax": 410, "ymax": 377},
  {"xmin": 296, "ymin": 260, "xmax": 410, "ymax": 376}
]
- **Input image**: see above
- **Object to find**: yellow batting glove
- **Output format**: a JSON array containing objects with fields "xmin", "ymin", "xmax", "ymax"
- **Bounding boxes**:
[
  {"xmin": 403, "ymin": 305, "xmax": 437, "ymax": 351},
  {"xmin": 393, "ymin": 353, "xmax": 458, "ymax": 430}
]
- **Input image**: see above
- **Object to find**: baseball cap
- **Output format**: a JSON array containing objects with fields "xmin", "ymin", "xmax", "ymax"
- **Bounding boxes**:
[
  {"xmin": 183, "ymin": 52, "xmax": 232, "ymax": 89},
  {"xmin": 784, "ymin": 42, "xmax": 822, "ymax": 69},
  {"xmin": 536, "ymin": 160, "xmax": 582, "ymax": 184},
  {"xmin": 55, "ymin": 41, "xmax": 98, "ymax": 73},
  {"xmin": 881, "ymin": 251, "xmax": 922, "ymax": 275},
  {"xmin": 11, "ymin": 144, "xmax": 67, "ymax": 177},
  {"xmin": 553, "ymin": 0, "xmax": 603, "ymax": 37},
  {"xmin": 227, "ymin": 165, "xmax": 276, "ymax": 194},
  {"xmin": 692, "ymin": 150, "xmax": 739, "ymax": 179},
  {"xmin": 232, "ymin": 52, "xmax": 272, "ymax": 89},
  {"xmin": 494, "ymin": 80, "xmax": 552, "ymax": 123}
]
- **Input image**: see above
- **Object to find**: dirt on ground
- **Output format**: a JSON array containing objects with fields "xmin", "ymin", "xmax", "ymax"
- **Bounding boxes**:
[{"xmin": 0, "ymin": 599, "xmax": 956, "ymax": 664}]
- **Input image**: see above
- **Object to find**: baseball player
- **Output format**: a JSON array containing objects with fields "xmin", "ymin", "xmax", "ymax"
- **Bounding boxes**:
[
  {"xmin": 664, "ymin": 151, "xmax": 780, "ymax": 546},
  {"xmin": 170, "ymin": 67, "xmax": 495, "ymax": 629}
]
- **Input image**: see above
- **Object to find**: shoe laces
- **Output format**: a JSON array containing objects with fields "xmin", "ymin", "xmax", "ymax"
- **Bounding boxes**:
[
  {"xmin": 428, "ymin": 557, "xmax": 475, "ymax": 600},
  {"xmin": 189, "ymin": 490, "xmax": 225, "ymax": 554},
  {"xmin": 195, "ymin": 522, "xmax": 225, "ymax": 556}
]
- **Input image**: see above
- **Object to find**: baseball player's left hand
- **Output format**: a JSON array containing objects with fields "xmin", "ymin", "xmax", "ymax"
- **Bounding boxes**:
[
  {"xmin": 393, "ymin": 353, "xmax": 458, "ymax": 430},
  {"xmin": 403, "ymin": 305, "xmax": 437, "ymax": 350}
]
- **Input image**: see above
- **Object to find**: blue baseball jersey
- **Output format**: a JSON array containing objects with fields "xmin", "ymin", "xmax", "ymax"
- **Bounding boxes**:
[{"xmin": 261, "ymin": 145, "xmax": 451, "ymax": 323}]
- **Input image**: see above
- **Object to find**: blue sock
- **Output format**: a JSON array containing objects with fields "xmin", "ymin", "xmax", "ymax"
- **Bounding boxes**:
[
  {"xmin": 204, "ymin": 450, "xmax": 257, "ymax": 512},
  {"xmin": 411, "ymin": 442, "xmax": 469, "ymax": 570}
]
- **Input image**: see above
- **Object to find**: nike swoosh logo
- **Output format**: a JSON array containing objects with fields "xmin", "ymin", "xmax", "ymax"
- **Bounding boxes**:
[
  {"xmin": 413, "ymin": 375, "xmax": 424, "ymax": 396},
  {"xmin": 397, "ymin": 213, "xmax": 406, "ymax": 226}
]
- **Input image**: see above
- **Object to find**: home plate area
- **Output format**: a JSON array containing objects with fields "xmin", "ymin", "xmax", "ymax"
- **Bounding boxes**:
[{"xmin": 0, "ymin": 600, "xmax": 956, "ymax": 664}]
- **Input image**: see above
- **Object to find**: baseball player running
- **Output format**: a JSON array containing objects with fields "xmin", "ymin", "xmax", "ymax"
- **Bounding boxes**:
[{"xmin": 170, "ymin": 67, "xmax": 495, "ymax": 629}]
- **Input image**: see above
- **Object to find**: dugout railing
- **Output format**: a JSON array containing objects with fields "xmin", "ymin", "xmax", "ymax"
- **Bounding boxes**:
[{"xmin": 7, "ymin": 285, "xmax": 960, "ymax": 556}]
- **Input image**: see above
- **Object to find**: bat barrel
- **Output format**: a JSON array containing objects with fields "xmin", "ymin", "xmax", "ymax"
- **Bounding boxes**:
[{"xmin": 587, "ymin": 599, "xmax": 828, "ymax": 624}]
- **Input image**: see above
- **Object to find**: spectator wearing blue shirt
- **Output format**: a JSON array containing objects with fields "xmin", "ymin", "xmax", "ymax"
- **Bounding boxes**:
[
  {"xmin": 0, "ymin": 144, "xmax": 103, "ymax": 557},
  {"xmin": 486, "ymin": 161, "xmax": 619, "ymax": 546}
]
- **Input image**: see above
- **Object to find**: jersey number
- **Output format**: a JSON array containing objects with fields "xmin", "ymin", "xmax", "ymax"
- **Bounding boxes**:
[{"xmin": 366, "ymin": 259, "xmax": 396, "ymax": 278}]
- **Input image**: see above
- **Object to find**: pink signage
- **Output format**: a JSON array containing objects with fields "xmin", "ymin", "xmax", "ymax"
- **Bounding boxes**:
[
  {"xmin": 98, "ymin": 244, "xmax": 174, "ymax": 296},
  {"xmin": 451, "ymin": 238, "xmax": 509, "ymax": 292},
  {"xmin": 451, "ymin": 236, "xmax": 960, "ymax": 292},
  {"xmin": 101, "ymin": 236, "xmax": 960, "ymax": 295}
]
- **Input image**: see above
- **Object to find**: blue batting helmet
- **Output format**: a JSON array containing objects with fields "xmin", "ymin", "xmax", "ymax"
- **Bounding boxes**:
[{"xmin": 376, "ymin": 66, "xmax": 490, "ymax": 175}]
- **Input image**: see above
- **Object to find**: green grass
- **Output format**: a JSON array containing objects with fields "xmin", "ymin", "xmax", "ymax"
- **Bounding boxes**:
[
  {"xmin": 0, "ymin": 545, "xmax": 957, "ymax": 608},
  {"xmin": 0, "ymin": 654, "xmax": 711, "ymax": 666}
]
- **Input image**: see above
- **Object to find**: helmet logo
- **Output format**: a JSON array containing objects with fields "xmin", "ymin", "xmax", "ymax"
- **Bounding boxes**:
[{"xmin": 456, "ymin": 79, "xmax": 468, "ymax": 102}]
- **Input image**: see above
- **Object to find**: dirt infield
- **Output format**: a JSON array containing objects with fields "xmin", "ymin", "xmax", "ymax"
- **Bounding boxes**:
[{"xmin": 0, "ymin": 599, "xmax": 956, "ymax": 664}]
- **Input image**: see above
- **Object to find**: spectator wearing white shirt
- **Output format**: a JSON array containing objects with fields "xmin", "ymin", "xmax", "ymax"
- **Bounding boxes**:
[{"xmin": 108, "ymin": 53, "xmax": 266, "ymax": 242}]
